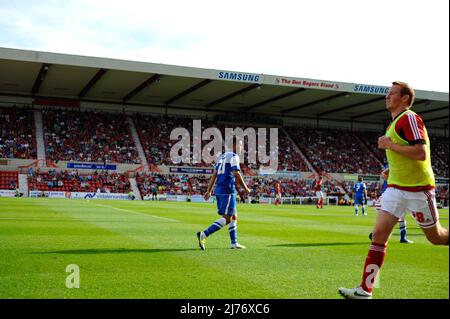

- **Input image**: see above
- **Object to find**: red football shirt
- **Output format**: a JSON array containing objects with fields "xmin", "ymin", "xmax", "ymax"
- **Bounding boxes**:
[
  {"xmin": 387, "ymin": 110, "xmax": 433, "ymax": 192},
  {"xmin": 275, "ymin": 182, "xmax": 282, "ymax": 194},
  {"xmin": 314, "ymin": 179, "xmax": 323, "ymax": 191}
]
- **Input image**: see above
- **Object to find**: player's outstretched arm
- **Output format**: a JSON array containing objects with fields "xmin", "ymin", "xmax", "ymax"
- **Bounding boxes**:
[{"xmin": 204, "ymin": 171, "xmax": 217, "ymax": 201}]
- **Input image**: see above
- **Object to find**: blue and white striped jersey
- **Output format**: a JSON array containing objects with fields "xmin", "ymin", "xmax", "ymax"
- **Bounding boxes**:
[{"xmin": 214, "ymin": 152, "xmax": 240, "ymax": 195}]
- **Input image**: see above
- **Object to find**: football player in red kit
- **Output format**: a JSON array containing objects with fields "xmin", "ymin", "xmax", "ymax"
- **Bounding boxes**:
[
  {"xmin": 314, "ymin": 176, "xmax": 324, "ymax": 208},
  {"xmin": 371, "ymin": 190, "xmax": 378, "ymax": 207},
  {"xmin": 275, "ymin": 181, "xmax": 282, "ymax": 206}
]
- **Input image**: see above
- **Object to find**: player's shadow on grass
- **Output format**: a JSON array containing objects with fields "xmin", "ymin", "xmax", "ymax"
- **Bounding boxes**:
[
  {"xmin": 32, "ymin": 248, "xmax": 207, "ymax": 255},
  {"xmin": 269, "ymin": 242, "xmax": 368, "ymax": 248}
]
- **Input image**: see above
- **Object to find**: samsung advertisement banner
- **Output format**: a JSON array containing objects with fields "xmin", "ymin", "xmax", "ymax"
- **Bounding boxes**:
[
  {"xmin": 353, "ymin": 84, "xmax": 389, "ymax": 95},
  {"xmin": 216, "ymin": 71, "xmax": 263, "ymax": 84}
]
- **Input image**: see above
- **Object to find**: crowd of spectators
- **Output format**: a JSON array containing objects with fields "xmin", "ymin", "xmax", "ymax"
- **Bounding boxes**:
[
  {"xmin": 0, "ymin": 107, "xmax": 37, "ymax": 159},
  {"xmin": 211, "ymin": 124, "xmax": 310, "ymax": 172},
  {"xmin": 435, "ymin": 184, "xmax": 448, "ymax": 201},
  {"xmin": 275, "ymin": 132, "xmax": 310, "ymax": 172},
  {"xmin": 43, "ymin": 109, "xmax": 140, "ymax": 164},
  {"xmin": 28, "ymin": 169, "xmax": 131, "ymax": 193},
  {"xmin": 135, "ymin": 172, "xmax": 345, "ymax": 199},
  {"xmin": 1, "ymin": 107, "xmax": 447, "ymax": 178},
  {"xmin": 285, "ymin": 127, "xmax": 384, "ymax": 175},
  {"xmin": 7, "ymin": 163, "xmax": 448, "ymax": 206},
  {"xmin": 136, "ymin": 172, "xmax": 447, "ymax": 203},
  {"xmin": 133, "ymin": 114, "xmax": 310, "ymax": 172},
  {"xmin": 355, "ymin": 131, "xmax": 388, "ymax": 166},
  {"xmin": 101, "ymin": 110, "xmax": 450, "ymax": 178},
  {"xmin": 356, "ymin": 131, "xmax": 448, "ymax": 178},
  {"xmin": 136, "ymin": 172, "xmax": 209, "ymax": 197},
  {"xmin": 429, "ymin": 136, "xmax": 449, "ymax": 178},
  {"xmin": 246, "ymin": 177, "xmax": 344, "ymax": 198},
  {"xmin": 133, "ymin": 115, "xmax": 211, "ymax": 167}
]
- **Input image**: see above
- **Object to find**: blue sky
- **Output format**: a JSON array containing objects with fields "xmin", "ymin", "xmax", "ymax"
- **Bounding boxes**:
[{"xmin": 0, "ymin": 0, "xmax": 448, "ymax": 92}]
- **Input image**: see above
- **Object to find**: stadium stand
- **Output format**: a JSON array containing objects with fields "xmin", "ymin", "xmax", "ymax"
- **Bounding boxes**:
[
  {"xmin": 246, "ymin": 176, "xmax": 344, "ymax": 198},
  {"xmin": 0, "ymin": 171, "xmax": 18, "ymax": 190},
  {"xmin": 356, "ymin": 131, "xmax": 448, "ymax": 178},
  {"xmin": 133, "ymin": 114, "xmax": 212, "ymax": 167},
  {"xmin": 136, "ymin": 172, "xmax": 209, "ymax": 197},
  {"xmin": 355, "ymin": 131, "xmax": 387, "ymax": 165},
  {"xmin": 28, "ymin": 169, "xmax": 131, "ymax": 193},
  {"xmin": 42, "ymin": 109, "xmax": 141, "ymax": 164},
  {"xmin": 0, "ymin": 107, "xmax": 37, "ymax": 159},
  {"xmin": 0, "ymin": 48, "xmax": 447, "ymax": 205},
  {"xmin": 284, "ymin": 127, "xmax": 384, "ymax": 175},
  {"xmin": 134, "ymin": 172, "xmax": 345, "ymax": 199},
  {"xmin": 429, "ymin": 136, "xmax": 449, "ymax": 178},
  {"xmin": 0, "ymin": 106, "xmax": 447, "ymax": 179},
  {"xmin": 208, "ymin": 123, "xmax": 310, "ymax": 172},
  {"xmin": 128, "ymin": 115, "xmax": 447, "ymax": 177},
  {"xmin": 133, "ymin": 113, "xmax": 310, "ymax": 171},
  {"xmin": 0, "ymin": 107, "xmax": 447, "ymax": 202},
  {"xmin": 277, "ymin": 132, "xmax": 310, "ymax": 172}
]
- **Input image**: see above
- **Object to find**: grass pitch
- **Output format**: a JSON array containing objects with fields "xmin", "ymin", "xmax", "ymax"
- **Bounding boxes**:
[{"xmin": 0, "ymin": 198, "xmax": 448, "ymax": 299}]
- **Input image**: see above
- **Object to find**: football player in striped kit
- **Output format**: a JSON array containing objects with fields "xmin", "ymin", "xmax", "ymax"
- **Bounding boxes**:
[{"xmin": 197, "ymin": 138, "xmax": 250, "ymax": 250}]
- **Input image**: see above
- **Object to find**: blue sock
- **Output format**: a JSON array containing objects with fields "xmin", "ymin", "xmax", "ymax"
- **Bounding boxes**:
[
  {"xmin": 399, "ymin": 219, "xmax": 407, "ymax": 241},
  {"xmin": 228, "ymin": 220, "xmax": 237, "ymax": 245},
  {"xmin": 355, "ymin": 206, "xmax": 359, "ymax": 215},
  {"xmin": 362, "ymin": 206, "xmax": 365, "ymax": 215},
  {"xmin": 204, "ymin": 217, "xmax": 226, "ymax": 237}
]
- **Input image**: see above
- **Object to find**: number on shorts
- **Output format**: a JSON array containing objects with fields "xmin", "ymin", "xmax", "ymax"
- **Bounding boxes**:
[{"xmin": 414, "ymin": 212, "xmax": 425, "ymax": 223}]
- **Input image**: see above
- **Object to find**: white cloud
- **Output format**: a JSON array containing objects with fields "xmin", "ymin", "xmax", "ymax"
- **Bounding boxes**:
[{"xmin": 0, "ymin": 0, "xmax": 448, "ymax": 92}]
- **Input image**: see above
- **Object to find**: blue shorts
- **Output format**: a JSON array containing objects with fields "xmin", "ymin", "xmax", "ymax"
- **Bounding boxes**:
[
  {"xmin": 216, "ymin": 193, "xmax": 237, "ymax": 216},
  {"xmin": 354, "ymin": 196, "xmax": 365, "ymax": 205}
]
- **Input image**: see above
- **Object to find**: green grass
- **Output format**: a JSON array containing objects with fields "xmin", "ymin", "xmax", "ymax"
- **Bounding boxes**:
[{"xmin": 0, "ymin": 198, "xmax": 448, "ymax": 299}]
